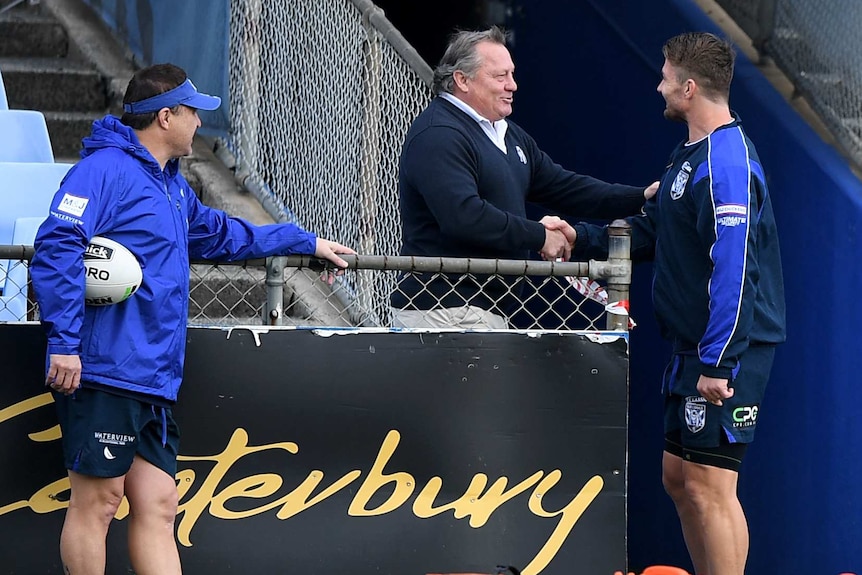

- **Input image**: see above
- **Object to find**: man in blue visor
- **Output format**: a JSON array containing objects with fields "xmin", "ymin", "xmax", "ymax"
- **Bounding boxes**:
[{"xmin": 30, "ymin": 63, "xmax": 354, "ymax": 575}]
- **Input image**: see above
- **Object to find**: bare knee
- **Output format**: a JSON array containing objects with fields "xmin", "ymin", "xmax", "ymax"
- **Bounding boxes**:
[
  {"xmin": 125, "ymin": 456, "xmax": 179, "ymax": 524},
  {"xmin": 680, "ymin": 476, "xmax": 712, "ymax": 510},
  {"xmin": 68, "ymin": 484, "xmax": 125, "ymax": 526}
]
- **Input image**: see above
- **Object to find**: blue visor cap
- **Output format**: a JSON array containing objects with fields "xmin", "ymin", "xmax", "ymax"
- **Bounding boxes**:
[{"xmin": 123, "ymin": 79, "xmax": 221, "ymax": 114}]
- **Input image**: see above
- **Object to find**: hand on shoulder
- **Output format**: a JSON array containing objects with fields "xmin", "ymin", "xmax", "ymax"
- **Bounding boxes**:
[{"xmin": 644, "ymin": 181, "xmax": 659, "ymax": 200}]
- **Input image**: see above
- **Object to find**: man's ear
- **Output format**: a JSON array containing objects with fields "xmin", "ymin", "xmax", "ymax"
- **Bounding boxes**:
[
  {"xmin": 155, "ymin": 107, "xmax": 172, "ymax": 129},
  {"xmin": 453, "ymin": 70, "xmax": 469, "ymax": 92},
  {"xmin": 684, "ymin": 78, "xmax": 696, "ymax": 98}
]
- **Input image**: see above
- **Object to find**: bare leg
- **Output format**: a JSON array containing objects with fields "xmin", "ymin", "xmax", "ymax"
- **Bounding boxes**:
[
  {"xmin": 682, "ymin": 461, "xmax": 747, "ymax": 575},
  {"xmin": 125, "ymin": 455, "xmax": 181, "ymax": 575},
  {"xmin": 662, "ymin": 451, "xmax": 709, "ymax": 575},
  {"xmin": 60, "ymin": 471, "xmax": 126, "ymax": 575}
]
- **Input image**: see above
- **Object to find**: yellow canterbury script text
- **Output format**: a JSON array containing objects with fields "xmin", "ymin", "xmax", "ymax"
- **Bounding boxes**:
[{"xmin": 2, "ymin": 396, "xmax": 605, "ymax": 575}]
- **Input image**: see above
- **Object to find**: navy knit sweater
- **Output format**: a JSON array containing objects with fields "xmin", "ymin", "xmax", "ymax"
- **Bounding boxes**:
[{"xmin": 392, "ymin": 97, "xmax": 646, "ymax": 312}]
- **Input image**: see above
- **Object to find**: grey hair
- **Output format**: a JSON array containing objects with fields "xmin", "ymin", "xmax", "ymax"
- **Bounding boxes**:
[{"xmin": 432, "ymin": 26, "xmax": 509, "ymax": 96}]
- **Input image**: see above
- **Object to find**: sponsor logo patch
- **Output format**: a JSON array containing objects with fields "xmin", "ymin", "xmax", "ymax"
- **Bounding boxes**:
[
  {"xmin": 84, "ymin": 243, "xmax": 114, "ymax": 261},
  {"xmin": 716, "ymin": 204, "xmax": 748, "ymax": 227},
  {"xmin": 58, "ymin": 194, "xmax": 89, "ymax": 217},
  {"xmin": 94, "ymin": 431, "xmax": 136, "ymax": 446},
  {"xmin": 732, "ymin": 405, "xmax": 759, "ymax": 428},
  {"xmin": 515, "ymin": 145, "xmax": 527, "ymax": 164},
  {"xmin": 50, "ymin": 210, "xmax": 83, "ymax": 225},
  {"xmin": 715, "ymin": 204, "xmax": 747, "ymax": 216},
  {"xmin": 717, "ymin": 215, "xmax": 747, "ymax": 227}
]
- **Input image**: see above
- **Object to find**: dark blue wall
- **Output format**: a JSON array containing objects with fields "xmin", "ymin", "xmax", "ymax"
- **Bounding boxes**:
[
  {"xmin": 509, "ymin": 1, "xmax": 862, "ymax": 573},
  {"xmin": 83, "ymin": 0, "xmax": 231, "ymax": 136}
]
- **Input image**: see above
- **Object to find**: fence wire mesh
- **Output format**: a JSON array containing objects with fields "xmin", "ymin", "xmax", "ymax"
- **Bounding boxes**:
[
  {"xmin": 0, "ymin": 1, "xmax": 633, "ymax": 332},
  {"xmin": 224, "ymin": 0, "xmax": 433, "ymax": 318},
  {"xmin": 716, "ymin": 0, "xmax": 862, "ymax": 167},
  {"xmin": 0, "ymin": 254, "xmax": 622, "ymax": 331}
]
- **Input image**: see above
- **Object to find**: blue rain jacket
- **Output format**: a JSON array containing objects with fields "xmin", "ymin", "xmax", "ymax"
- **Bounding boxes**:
[{"xmin": 31, "ymin": 116, "xmax": 317, "ymax": 403}]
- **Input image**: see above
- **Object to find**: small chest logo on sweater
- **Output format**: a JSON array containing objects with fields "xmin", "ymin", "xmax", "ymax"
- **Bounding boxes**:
[
  {"xmin": 670, "ymin": 161, "xmax": 691, "ymax": 200},
  {"xmin": 515, "ymin": 145, "xmax": 527, "ymax": 164}
]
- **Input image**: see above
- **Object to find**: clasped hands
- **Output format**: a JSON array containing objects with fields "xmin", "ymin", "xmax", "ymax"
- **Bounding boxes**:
[
  {"xmin": 539, "ymin": 215, "xmax": 577, "ymax": 261},
  {"xmin": 538, "ymin": 181, "xmax": 658, "ymax": 261}
]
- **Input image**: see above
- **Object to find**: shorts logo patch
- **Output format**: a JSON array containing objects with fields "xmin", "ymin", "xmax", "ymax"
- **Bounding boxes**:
[
  {"xmin": 670, "ymin": 161, "xmax": 691, "ymax": 200},
  {"xmin": 733, "ymin": 405, "xmax": 759, "ymax": 428},
  {"xmin": 58, "ymin": 193, "xmax": 89, "ymax": 217},
  {"xmin": 103, "ymin": 446, "xmax": 116, "ymax": 460},
  {"xmin": 685, "ymin": 397, "xmax": 706, "ymax": 433},
  {"xmin": 94, "ymin": 431, "xmax": 136, "ymax": 446}
]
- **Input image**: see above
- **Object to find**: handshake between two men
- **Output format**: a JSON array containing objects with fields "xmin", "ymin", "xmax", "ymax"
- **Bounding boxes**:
[{"xmin": 538, "ymin": 181, "xmax": 659, "ymax": 261}]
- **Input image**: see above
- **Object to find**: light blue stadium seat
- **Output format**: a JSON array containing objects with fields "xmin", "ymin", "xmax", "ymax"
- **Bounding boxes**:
[
  {"xmin": 0, "ymin": 162, "xmax": 73, "ymax": 321},
  {"xmin": 0, "ymin": 69, "xmax": 8, "ymax": 110},
  {"xmin": 0, "ymin": 109, "xmax": 55, "ymax": 162}
]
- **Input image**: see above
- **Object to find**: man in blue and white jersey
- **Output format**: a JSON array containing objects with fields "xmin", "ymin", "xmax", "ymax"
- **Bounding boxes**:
[{"xmin": 569, "ymin": 33, "xmax": 786, "ymax": 575}]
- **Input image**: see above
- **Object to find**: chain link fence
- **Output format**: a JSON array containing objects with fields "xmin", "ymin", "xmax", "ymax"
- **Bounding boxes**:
[
  {"xmin": 716, "ymin": 0, "xmax": 862, "ymax": 167},
  {"xmin": 222, "ymin": 0, "xmax": 433, "ymax": 319},
  {"xmin": 0, "ymin": 222, "xmax": 634, "ymax": 331},
  {"xmin": 0, "ymin": 0, "xmax": 638, "ymax": 332}
]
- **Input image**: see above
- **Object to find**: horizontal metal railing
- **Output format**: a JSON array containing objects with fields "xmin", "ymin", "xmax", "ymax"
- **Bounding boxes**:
[{"xmin": 0, "ymin": 221, "xmax": 633, "ymax": 331}]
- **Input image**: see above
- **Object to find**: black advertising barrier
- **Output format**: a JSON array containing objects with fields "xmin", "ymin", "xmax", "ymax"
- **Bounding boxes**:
[{"xmin": 0, "ymin": 323, "xmax": 629, "ymax": 575}]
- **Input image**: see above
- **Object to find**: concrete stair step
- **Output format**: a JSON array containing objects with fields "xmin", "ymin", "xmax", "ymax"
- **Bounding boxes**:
[
  {"xmin": 0, "ymin": 56, "xmax": 107, "ymax": 112},
  {"xmin": 0, "ymin": 6, "xmax": 69, "ymax": 58},
  {"xmin": 43, "ymin": 110, "xmax": 101, "ymax": 160}
]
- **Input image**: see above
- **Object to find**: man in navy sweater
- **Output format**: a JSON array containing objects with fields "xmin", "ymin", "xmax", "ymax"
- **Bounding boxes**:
[
  {"xmin": 391, "ymin": 26, "xmax": 657, "ymax": 328},
  {"xmin": 572, "ymin": 33, "xmax": 785, "ymax": 575}
]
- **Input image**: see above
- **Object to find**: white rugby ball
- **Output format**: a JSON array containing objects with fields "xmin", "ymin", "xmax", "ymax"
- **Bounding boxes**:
[{"xmin": 83, "ymin": 236, "xmax": 143, "ymax": 306}]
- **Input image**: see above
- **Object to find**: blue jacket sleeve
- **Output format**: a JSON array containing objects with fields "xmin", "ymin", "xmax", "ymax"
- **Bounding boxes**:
[
  {"xmin": 185, "ymin": 190, "xmax": 317, "ymax": 260},
  {"xmin": 30, "ymin": 165, "xmax": 117, "ymax": 355}
]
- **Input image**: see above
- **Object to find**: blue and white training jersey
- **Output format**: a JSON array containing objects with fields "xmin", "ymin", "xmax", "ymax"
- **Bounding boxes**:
[
  {"xmin": 574, "ymin": 116, "xmax": 786, "ymax": 379},
  {"xmin": 642, "ymin": 117, "xmax": 786, "ymax": 378}
]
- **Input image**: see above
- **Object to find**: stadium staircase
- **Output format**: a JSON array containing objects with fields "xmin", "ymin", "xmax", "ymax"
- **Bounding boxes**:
[{"xmin": 0, "ymin": 0, "xmax": 132, "ymax": 162}]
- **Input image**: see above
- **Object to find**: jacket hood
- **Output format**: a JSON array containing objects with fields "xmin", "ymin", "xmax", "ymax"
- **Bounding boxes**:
[{"xmin": 81, "ymin": 115, "xmax": 178, "ymax": 178}]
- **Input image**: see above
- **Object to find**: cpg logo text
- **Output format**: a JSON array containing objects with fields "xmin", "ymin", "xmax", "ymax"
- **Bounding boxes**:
[{"xmin": 732, "ymin": 405, "xmax": 758, "ymax": 427}]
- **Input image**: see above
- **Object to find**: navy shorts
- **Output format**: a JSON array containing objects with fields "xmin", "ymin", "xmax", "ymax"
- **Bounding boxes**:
[
  {"xmin": 53, "ymin": 386, "xmax": 179, "ymax": 478},
  {"xmin": 663, "ymin": 345, "xmax": 776, "ymax": 449}
]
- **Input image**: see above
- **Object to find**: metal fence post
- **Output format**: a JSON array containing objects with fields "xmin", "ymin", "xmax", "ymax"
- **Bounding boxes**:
[
  {"xmin": 605, "ymin": 219, "xmax": 632, "ymax": 331},
  {"xmin": 264, "ymin": 256, "xmax": 285, "ymax": 326}
]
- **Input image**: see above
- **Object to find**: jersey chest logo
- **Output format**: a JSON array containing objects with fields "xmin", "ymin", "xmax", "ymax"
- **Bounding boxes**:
[{"xmin": 670, "ymin": 161, "xmax": 692, "ymax": 200}]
